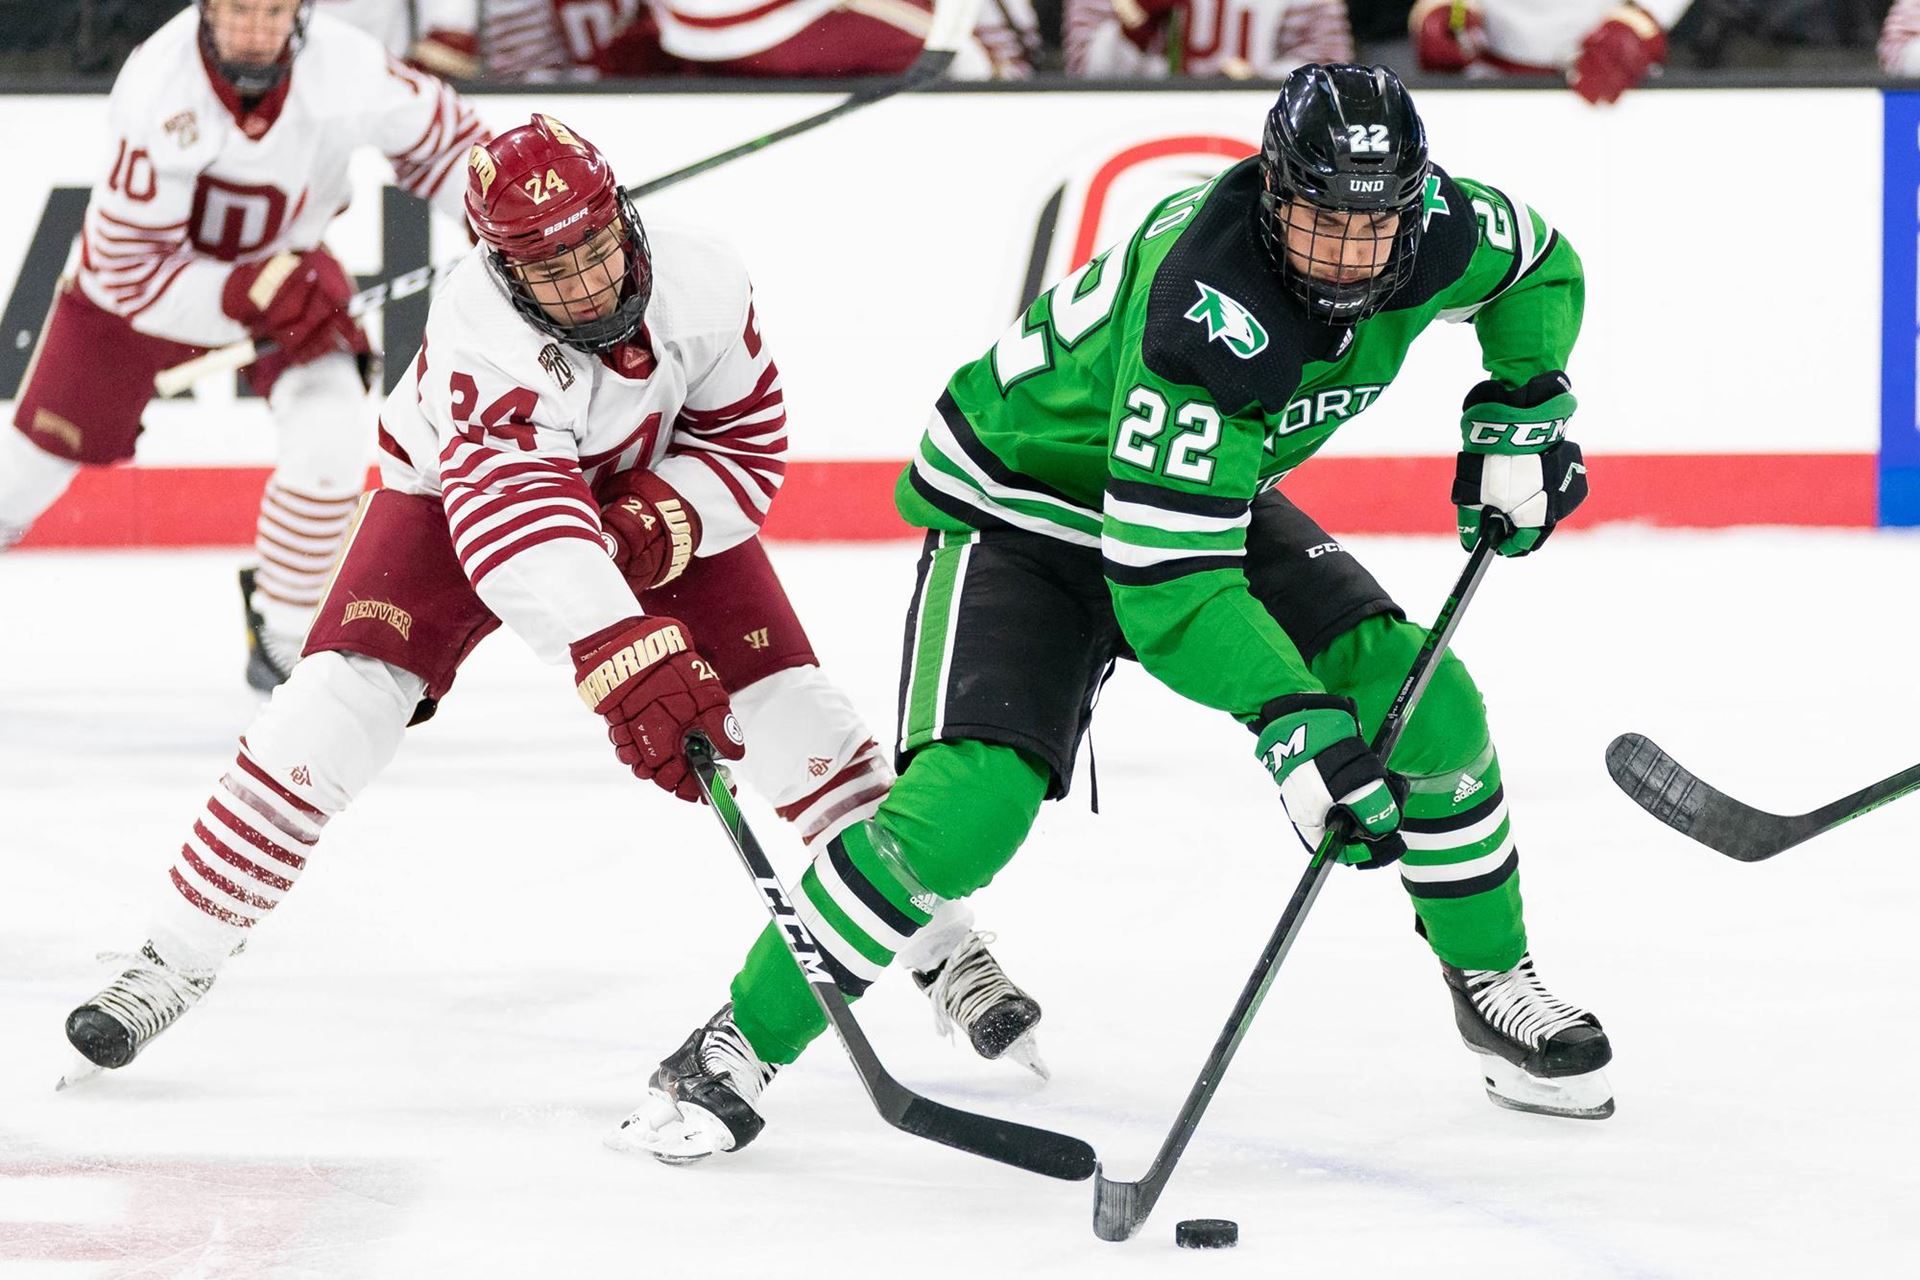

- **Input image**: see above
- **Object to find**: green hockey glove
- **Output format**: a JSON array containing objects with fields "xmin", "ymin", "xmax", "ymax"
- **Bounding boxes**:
[
  {"xmin": 1253, "ymin": 694, "xmax": 1406, "ymax": 868},
  {"xmin": 1453, "ymin": 370, "xmax": 1588, "ymax": 556}
]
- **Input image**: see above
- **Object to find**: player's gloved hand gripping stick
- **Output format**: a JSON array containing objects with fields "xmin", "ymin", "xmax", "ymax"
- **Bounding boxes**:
[
  {"xmin": 1090, "ymin": 515, "xmax": 1509, "ymax": 1242},
  {"xmin": 152, "ymin": 0, "xmax": 985, "ymax": 397}
]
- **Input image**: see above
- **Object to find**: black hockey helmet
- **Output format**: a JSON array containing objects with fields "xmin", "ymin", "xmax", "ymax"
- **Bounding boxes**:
[
  {"xmin": 1259, "ymin": 63, "xmax": 1431, "ymax": 324},
  {"xmin": 197, "ymin": 0, "xmax": 314, "ymax": 97}
]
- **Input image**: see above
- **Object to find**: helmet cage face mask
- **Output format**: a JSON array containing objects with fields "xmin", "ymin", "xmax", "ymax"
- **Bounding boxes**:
[
  {"xmin": 488, "ymin": 192, "xmax": 652, "ymax": 355},
  {"xmin": 1258, "ymin": 64, "xmax": 1431, "ymax": 325},
  {"xmin": 197, "ymin": 0, "xmax": 311, "ymax": 97}
]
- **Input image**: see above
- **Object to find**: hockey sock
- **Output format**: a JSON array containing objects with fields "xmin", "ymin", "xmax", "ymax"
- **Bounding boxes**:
[
  {"xmin": 1311, "ymin": 613, "xmax": 1526, "ymax": 971},
  {"xmin": 730, "ymin": 739, "xmax": 1047, "ymax": 1064},
  {"xmin": 0, "ymin": 423, "xmax": 79, "ymax": 549},
  {"xmin": 147, "ymin": 652, "xmax": 421, "ymax": 970},
  {"xmin": 251, "ymin": 478, "xmax": 358, "ymax": 637},
  {"xmin": 1397, "ymin": 745, "xmax": 1527, "ymax": 972}
]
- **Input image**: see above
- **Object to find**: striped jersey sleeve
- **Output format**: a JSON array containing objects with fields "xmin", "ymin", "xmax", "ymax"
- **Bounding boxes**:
[
  {"xmin": 370, "ymin": 55, "xmax": 489, "ymax": 225},
  {"xmin": 1885, "ymin": 0, "xmax": 1920, "ymax": 74},
  {"xmin": 419, "ymin": 340, "xmax": 635, "ymax": 662},
  {"xmin": 653, "ymin": 295, "xmax": 787, "ymax": 554}
]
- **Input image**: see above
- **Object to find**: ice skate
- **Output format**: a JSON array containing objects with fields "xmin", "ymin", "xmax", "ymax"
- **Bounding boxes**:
[
  {"xmin": 1443, "ymin": 952, "xmax": 1614, "ymax": 1119},
  {"xmin": 238, "ymin": 567, "xmax": 301, "ymax": 692},
  {"xmin": 913, "ymin": 930, "xmax": 1048, "ymax": 1080},
  {"xmin": 61, "ymin": 943, "xmax": 218, "ymax": 1085},
  {"xmin": 607, "ymin": 1003, "xmax": 779, "ymax": 1165}
]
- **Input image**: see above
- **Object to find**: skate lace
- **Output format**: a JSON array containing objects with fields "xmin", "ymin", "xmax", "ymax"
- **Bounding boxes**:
[
  {"xmin": 700, "ymin": 1016, "xmax": 778, "ymax": 1107},
  {"xmin": 925, "ymin": 932, "xmax": 1021, "ymax": 1040},
  {"xmin": 85, "ymin": 946, "xmax": 214, "ymax": 1047},
  {"xmin": 1463, "ymin": 954, "xmax": 1592, "ymax": 1049}
]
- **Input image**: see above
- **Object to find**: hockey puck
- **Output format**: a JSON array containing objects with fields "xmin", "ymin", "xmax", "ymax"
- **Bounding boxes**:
[{"xmin": 1174, "ymin": 1219, "xmax": 1238, "ymax": 1249}]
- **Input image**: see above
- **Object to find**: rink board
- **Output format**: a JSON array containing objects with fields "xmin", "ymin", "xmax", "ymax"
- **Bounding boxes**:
[{"xmin": 0, "ymin": 86, "xmax": 1890, "ymax": 542}]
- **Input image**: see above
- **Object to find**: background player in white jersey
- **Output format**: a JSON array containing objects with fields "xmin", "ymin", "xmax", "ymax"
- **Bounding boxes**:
[
  {"xmin": 0, "ymin": 0, "xmax": 485, "ymax": 689},
  {"xmin": 1066, "ymin": 0, "xmax": 1352, "ymax": 79},
  {"xmin": 59, "ymin": 115, "xmax": 1043, "ymax": 1103},
  {"xmin": 1409, "ymin": 0, "xmax": 1691, "ymax": 104}
]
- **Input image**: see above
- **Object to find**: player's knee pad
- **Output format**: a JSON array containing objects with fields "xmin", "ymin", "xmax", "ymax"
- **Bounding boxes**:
[
  {"xmin": 266, "ymin": 352, "xmax": 373, "ymax": 496},
  {"xmin": 728, "ymin": 664, "xmax": 892, "ymax": 845},
  {"xmin": 0, "ymin": 423, "xmax": 80, "ymax": 547},
  {"xmin": 242, "ymin": 651, "xmax": 424, "ymax": 813},
  {"xmin": 882, "ymin": 740, "xmax": 1049, "ymax": 902},
  {"xmin": 1311, "ymin": 613, "xmax": 1491, "ymax": 781}
]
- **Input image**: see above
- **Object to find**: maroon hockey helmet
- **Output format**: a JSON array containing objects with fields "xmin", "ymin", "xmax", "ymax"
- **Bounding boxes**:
[{"xmin": 465, "ymin": 115, "xmax": 652, "ymax": 353}]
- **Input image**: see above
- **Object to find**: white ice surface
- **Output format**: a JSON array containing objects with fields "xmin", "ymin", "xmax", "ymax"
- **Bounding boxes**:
[{"xmin": 2, "ymin": 531, "xmax": 1917, "ymax": 1278}]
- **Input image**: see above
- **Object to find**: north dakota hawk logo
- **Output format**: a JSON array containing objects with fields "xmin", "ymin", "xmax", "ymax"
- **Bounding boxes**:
[{"xmin": 1185, "ymin": 281, "xmax": 1268, "ymax": 359}]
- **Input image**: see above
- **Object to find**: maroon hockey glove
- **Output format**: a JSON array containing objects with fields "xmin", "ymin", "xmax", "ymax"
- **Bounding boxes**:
[
  {"xmin": 1409, "ymin": 0, "xmax": 1486, "ymax": 74},
  {"xmin": 599, "ymin": 470, "xmax": 702, "ymax": 592},
  {"xmin": 572, "ymin": 616, "xmax": 743, "ymax": 802},
  {"xmin": 221, "ymin": 248, "xmax": 357, "ymax": 364},
  {"xmin": 1569, "ymin": 4, "xmax": 1666, "ymax": 105}
]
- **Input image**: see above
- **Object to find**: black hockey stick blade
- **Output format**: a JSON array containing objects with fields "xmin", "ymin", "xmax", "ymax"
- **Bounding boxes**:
[
  {"xmin": 687, "ymin": 737, "xmax": 1096, "ymax": 1182},
  {"xmin": 1606, "ymin": 732, "xmax": 1920, "ymax": 861},
  {"xmin": 1090, "ymin": 533, "xmax": 1502, "ymax": 1241}
]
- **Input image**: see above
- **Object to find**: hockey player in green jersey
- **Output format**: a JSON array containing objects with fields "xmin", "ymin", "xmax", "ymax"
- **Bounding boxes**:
[{"xmin": 614, "ymin": 63, "xmax": 1610, "ymax": 1164}]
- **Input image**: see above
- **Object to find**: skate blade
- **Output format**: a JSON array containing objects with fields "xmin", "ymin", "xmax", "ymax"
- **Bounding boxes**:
[
  {"xmin": 1002, "ymin": 1031, "xmax": 1050, "ymax": 1083},
  {"xmin": 56, "ymin": 1052, "xmax": 105, "ymax": 1092},
  {"xmin": 603, "ymin": 1092, "xmax": 731, "ymax": 1165},
  {"xmin": 1476, "ymin": 1053, "xmax": 1614, "ymax": 1120}
]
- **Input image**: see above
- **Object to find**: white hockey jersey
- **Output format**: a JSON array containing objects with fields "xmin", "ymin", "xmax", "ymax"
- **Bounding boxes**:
[
  {"xmin": 1475, "ymin": 0, "xmax": 1692, "ymax": 70},
  {"xmin": 1066, "ymin": 0, "xmax": 1351, "ymax": 79},
  {"xmin": 377, "ymin": 226, "xmax": 787, "ymax": 662},
  {"xmin": 77, "ymin": 8, "xmax": 485, "ymax": 347}
]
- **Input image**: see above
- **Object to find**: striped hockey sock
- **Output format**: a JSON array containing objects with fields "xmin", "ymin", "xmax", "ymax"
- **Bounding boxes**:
[
  {"xmin": 252, "ymin": 480, "xmax": 358, "ymax": 633},
  {"xmin": 152, "ymin": 742, "xmax": 328, "ymax": 968},
  {"xmin": 1399, "ymin": 748, "xmax": 1528, "ymax": 972}
]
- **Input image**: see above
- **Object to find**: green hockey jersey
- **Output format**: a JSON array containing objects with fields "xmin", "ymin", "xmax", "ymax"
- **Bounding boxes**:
[{"xmin": 897, "ymin": 157, "xmax": 1583, "ymax": 721}]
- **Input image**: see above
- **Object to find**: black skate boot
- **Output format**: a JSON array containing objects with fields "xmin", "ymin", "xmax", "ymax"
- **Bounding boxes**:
[
  {"xmin": 608, "ymin": 1003, "xmax": 779, "ymax": 1164},
  {"xmin": 1443, "ymin": 951, "xmax": 1614, "ymax": 1119},
  {"xmin": 63, "ymin": 942, "xmax": 218, "ymax": 1083},
  {"xmin": 239, "ymin": 567, "xmax": 296, "ymax": 692},
  {"xmin": 913, "ymin": 930, "xmax": 1047, "ymax": 1079}
]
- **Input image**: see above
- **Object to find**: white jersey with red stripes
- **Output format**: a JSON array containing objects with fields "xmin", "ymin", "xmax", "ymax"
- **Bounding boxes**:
[
  {"xmin": 76, "ymin": 7, "xmax": 485, "ymax": 347},
  {"xmin": 482, "ymin": 0, "xmax": 644, "ymax": 78},
  {"xmin": 1066, "ymin": 0, "xmax": 1351, "ymax": 78},
  {"xmin": 1473, "ymin": 0, "xmax": 1692, "ymax": 70},
  {"xmin": 377, "ymin": 224, "xmax": 786, "ymax": 663}
]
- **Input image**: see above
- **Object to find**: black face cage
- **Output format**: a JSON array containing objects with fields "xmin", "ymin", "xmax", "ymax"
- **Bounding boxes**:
[
  {"xmin": 1257, "ymin": 110, "xmax": 1426, "ymax": 326},
  {"xmin": 197, "ymin": 0, "xmax": 312, "ymax": 96},
  {"xmin": 492, "ymin": 194, "xmax": 653, "ymax": 356}
]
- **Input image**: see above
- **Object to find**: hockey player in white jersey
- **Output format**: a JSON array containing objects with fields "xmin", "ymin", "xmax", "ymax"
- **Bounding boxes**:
[
  {"xmin": 1409, "ymin": 0, "xmax": 1691, "ymax": 104},
  {"xmin": 0, "ymin": 0, "xmax": 485, "ymax": 689},
  {"xmin": 1065, "ymin": 0, "xmax": 1353, "ymax": 79},
  {"xmin": 60, "ymin": 115, "xmax": 1044, "ymax": 1105}
]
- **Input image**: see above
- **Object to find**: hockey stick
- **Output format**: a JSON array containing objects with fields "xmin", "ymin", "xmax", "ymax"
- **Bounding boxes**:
[
  {"xmin": 1605, "ymin": 732, "xmax": 1920, "ymax": 861},
  {"xmin": 685, "ymin": 735, "xmax": 1098, "ymax": 1183},
  {"xmin": 151, "ymin": 0, "xmax": 983, "ymax": 398},
  {"xmin": 1091, "ymin": 526, "xmax": 1504, "ymax": 1242}
]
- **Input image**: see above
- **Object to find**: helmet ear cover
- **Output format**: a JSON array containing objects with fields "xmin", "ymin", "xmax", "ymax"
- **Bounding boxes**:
[
  {"xmin": 197, "ymin": 0, "xmax": 312, "ymax": 97},
  {"xmin": 1258, "ymin": 63, "xmax": 1431, "ymax": 325}
]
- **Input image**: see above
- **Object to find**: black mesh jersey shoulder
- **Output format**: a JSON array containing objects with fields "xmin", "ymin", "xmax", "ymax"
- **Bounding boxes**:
[
  {"xmin": 1379, "ymin": 164, "xmax": 1477, "ymax": 315},
  {"xmin": 1142, "ymin": 158, "xmax": 1310, "ymax": 420}
]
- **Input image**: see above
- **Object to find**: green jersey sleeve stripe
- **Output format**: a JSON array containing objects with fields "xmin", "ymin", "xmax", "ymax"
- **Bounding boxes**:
[
  {"xmin": 1105, "ymin": 477, "xmax": 1250, "ymax": 519},
  {"xmin": 1104, "ymin": 554, "xmax": 1246, "ymax": 587}
]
